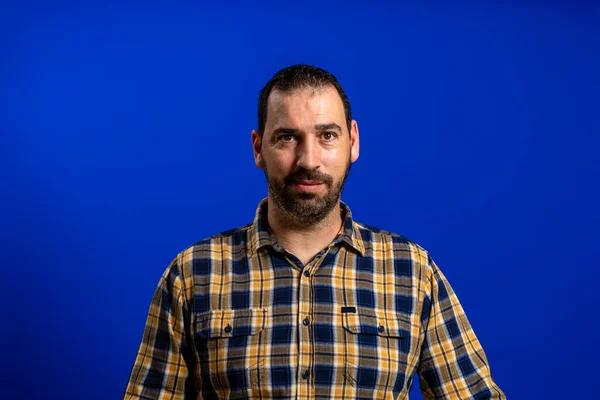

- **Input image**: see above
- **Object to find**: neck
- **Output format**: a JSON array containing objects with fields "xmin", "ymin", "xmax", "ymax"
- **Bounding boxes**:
[{"xmin": 266, "ymin": 198, "xmax": 343, "ymax": 265}]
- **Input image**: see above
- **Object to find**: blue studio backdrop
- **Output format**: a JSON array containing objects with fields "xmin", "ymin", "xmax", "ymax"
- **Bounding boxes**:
[{"xmin": 1, "ymin": 2, "xmax": 598, "ymax": 399}]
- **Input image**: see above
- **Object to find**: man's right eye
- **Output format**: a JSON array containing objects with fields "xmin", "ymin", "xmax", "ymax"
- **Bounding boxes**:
[{"xmin": 278, "ymin": 135, "xmax": 295, "ymax": 142}]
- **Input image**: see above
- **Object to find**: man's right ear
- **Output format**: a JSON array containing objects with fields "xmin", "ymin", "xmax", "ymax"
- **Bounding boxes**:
[{"xmin": 251, "ymin": 129, "xmax": 264, "ymax": 169}]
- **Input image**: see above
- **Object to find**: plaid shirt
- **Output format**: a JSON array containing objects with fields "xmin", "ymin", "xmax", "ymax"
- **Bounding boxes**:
[{"xmin": 124, "ymin": 199, "xmax": 505, "ymax": 399}]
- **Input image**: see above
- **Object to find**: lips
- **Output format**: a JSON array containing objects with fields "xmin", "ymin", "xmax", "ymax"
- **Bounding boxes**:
[
  {"xmin": 295, "ymin": 180, "xmax": 323, "ymax": 185},
  {"xmin": 292, "ymin": 180, "xmax": 324, "ymax": 193}
]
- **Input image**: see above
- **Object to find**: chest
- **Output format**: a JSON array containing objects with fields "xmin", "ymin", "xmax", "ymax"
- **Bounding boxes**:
[{"xmin": 188, "ymin": 248, "xmax": 425, "ymax": 398}]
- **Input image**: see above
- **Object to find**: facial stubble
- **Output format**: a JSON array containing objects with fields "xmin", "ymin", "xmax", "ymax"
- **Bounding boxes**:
[{"xmin": 262, "ymin": 157, "xmax": 352, "ymax": 227}]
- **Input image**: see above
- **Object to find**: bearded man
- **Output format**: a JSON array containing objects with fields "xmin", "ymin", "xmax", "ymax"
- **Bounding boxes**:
[{"xmin": 124, "ymin": 64, "xmax": 505, "ymax": 399}]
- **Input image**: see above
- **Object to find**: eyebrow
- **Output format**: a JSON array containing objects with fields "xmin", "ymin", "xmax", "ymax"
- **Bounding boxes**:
[
  {"xmin": 272, "ymin": 127, "xmax": 297, "ymax": 135},
  {"xmin": 272, "ymin": 123, "xmax": 342, "ymax": 136},
  {"xmin": 315, "ymin": 123, "xmax": 342, "ymax": 132}
]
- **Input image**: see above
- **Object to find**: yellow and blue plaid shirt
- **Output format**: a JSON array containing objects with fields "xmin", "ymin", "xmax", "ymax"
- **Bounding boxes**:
[{"xmin": 124, "ymin": 199, "xmax": 505, "ymax": 399}]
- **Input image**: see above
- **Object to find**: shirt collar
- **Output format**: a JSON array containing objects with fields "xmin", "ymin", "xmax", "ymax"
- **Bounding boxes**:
[{"xmin": 248, "ymin": 198, "xmax": 365, "ymax": 257}]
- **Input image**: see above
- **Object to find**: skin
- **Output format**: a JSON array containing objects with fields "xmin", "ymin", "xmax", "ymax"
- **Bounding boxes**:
[{"xmin": 251, "ymin": 85, "xmax": 360, "ymax": 265}]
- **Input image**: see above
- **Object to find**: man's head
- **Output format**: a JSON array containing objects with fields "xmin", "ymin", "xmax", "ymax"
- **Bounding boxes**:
[{"xmin": 252, "ymin": 65, "xmax": 360, "ymax": 227}]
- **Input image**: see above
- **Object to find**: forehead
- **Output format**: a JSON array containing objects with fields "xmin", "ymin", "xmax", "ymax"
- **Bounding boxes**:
[{"xmin": 265, "ymin": 86, "xmax": 345, "ymax": 129}]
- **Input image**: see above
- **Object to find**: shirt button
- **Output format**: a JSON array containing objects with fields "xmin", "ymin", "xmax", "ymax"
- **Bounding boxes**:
[
  {"xmin": 303, "ymin": 270, "xmax": 310, "ymax": 277},
  {"xmin": 302, "ymin": 369, "xmax": 309, "ymax": 379},
  {"xmin": 303, "ymin": 317, "xmax": 310, "ymax": 326},
  {"xmin": 377, "ymin": 324, "xmax": 385, "ymax": 333},
  {"xmin": 224, "ymin": 324, "xmax": 232, "ymax": 333}
]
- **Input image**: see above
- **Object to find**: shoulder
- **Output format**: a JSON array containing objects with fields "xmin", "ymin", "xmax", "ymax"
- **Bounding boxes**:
[
  {"xmin": 354, "ymin": 221, "xmax": 412, "ymax": 242},
  {"xmin": 191, "ymin": 223, "xmax": 253, "ymax": 247},
  {"xmin": 168, "ymin": 223, "xmax": 253, "ymax": 275},
  {"xmin": 179, "ymin": 223, "xmax": 253, "ymax": 255},
  {"xmin": 353, "ymin": 220, "xmax": 432, "ymax": 266}
]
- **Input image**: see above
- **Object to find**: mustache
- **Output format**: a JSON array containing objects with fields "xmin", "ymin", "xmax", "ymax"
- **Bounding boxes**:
[{"xmin": 284, "ymin": 168, "xmax": 333, "ymax": 185}]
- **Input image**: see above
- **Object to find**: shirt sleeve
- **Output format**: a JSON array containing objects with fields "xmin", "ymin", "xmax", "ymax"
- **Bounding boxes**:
[
  {"xmin": 417, "ymin": 255, "xmax": 506, "ymax": 399},
  {"xmin": 123, "ymin": 256, "xmax": 196, "ymax": 399}
]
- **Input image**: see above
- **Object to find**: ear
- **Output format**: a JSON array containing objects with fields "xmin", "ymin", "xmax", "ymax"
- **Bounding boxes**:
[
  {"xmin": 350, "ymin": 120, "xmax": 360, "ymax": 163},
  {"xmin": 251, "ymin": 129, "xmax": 264, "ymax": 169}
]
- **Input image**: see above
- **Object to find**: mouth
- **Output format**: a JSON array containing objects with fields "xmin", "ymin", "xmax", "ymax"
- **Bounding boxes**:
[{"xmin": 292, "ymin": 180, "xmax": 324, "ymax": 193}]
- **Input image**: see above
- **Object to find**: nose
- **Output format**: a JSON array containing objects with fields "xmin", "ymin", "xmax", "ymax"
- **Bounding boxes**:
[{"xmin": 296, "ymin": 136, "xmax": 320, "ymax": 170}]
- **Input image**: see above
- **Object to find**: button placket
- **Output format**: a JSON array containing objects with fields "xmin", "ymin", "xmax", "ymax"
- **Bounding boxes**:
[
  {"xmin": 297, "ymin": 245, "xmax": 332, "ymax": 397},
  {"xmin": 298, "ymin": 257, "xmax": 313, "ymax": 396}
]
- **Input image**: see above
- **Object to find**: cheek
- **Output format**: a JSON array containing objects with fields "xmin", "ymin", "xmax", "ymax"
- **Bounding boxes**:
[
  {"xmin": 263, "ymin": 152, "xmax": 293, "ymax": 174},
  {"xmin": 321, "ymin": 147, "xmax": 349, "ymax": 168}
]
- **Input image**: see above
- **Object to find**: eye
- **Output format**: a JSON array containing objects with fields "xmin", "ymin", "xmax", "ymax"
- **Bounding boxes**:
[
  {"xmin": 321, "ymin": 132, "xmax": 337, "ymax": 141},
  {"xmin": 278, "ymin": 134, "xmax": 295, "ymax": 142}
]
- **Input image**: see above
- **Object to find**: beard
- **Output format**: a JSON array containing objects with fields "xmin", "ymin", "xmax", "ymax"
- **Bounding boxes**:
[{"xmin": 263, "ymin": 158, "xmax": 351, "ymax": 227}]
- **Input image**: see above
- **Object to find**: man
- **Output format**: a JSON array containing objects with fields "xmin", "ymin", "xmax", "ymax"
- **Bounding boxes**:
[{"xmin": 124, "ymin": 65, "xmax": 505, "ymax": 399}]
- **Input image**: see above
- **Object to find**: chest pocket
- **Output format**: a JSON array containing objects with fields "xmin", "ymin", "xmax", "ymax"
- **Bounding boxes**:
[
  {"xmin": 194, "ymin": 308, "xmax": 267, "ymax": 398},
  {"xmin": 196, "ymin": 308, "xmax": 267, "ymax": 338},
  {"xmin": 342, "ymin": 307, "xmax": 413, "ymax": 395}
]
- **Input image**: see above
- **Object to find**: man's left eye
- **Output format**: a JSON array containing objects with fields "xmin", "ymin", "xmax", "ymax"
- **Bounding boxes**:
[{"xmin": 322, "ymin": 132, "xmax": 336, "ymax": 140}]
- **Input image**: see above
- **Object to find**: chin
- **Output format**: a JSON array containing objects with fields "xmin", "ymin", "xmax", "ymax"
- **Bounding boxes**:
[{"xmin": 296, "ymin": 192, "xmax": 320, "ymax": 201}]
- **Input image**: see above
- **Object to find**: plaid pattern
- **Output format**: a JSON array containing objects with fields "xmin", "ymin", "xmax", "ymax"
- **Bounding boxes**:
[{"xmin": 124, "ymin": 199, "xmax": 505, "ymax": 399}]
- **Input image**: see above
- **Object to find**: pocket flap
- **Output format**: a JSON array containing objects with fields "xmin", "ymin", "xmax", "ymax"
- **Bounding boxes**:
[
  {"xmin": 195, "ymin": 308, "xmax": 267, "ymax": 339},
  {"xmin": 342, "ymin": 307, "xmax": 410, "ymax": 339}
]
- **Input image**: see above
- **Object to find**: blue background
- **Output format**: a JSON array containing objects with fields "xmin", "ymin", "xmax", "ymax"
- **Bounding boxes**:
[{"xmin": 1, "ymin": 2, "xmax": 598, "ymax": 399}]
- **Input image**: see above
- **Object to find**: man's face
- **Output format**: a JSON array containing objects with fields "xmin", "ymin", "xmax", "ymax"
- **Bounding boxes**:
[{"xmin": 252, "ymin": 85, "xmax": 359, "ymax": 226}]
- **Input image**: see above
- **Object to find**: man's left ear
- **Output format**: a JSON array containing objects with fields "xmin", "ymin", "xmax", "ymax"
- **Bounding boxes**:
[{"xmin": 350, "ymin": 120, "xmax": 360, "ymax": 163}]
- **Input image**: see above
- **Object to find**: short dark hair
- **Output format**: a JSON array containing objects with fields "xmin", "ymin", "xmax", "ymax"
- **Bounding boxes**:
[{"xmin": 257, "ymin": 64, "xmax": 352, "ymax": 136}]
